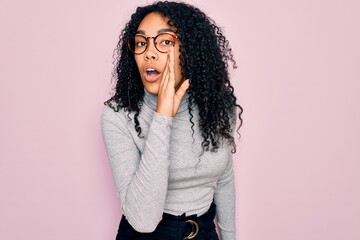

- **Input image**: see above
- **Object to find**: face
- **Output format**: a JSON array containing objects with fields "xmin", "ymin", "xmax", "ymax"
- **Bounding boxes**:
[{"xmin": 134, "ymin": 12, "xmax": 184, "ymax": 95}]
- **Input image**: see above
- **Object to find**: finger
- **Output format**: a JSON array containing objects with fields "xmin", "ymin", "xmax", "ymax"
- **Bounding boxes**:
[
  {"xmin": 168, "ymin": 47, "xmax": 175, "ymax": 86},
  {"xmin": 159, "ymin": 52, "xmax": 170, "ymax": 92},
  {"xmin": 173, "ymin": 79, "xmax": 190, "ymax": 112},
  {"xmin": 162, "ymin": 51, "xmax": 171, "ymax": 89}
]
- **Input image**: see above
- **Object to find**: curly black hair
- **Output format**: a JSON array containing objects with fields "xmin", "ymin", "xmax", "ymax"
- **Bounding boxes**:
[{"xmin": 105, "ymin": 1, "xmax": 243, "ymax": 153}]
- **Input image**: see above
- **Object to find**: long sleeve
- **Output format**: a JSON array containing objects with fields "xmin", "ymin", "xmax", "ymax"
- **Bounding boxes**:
[
  {"xmin": 214, "ymin": 155, "xmax": 236, "ymax": 240},
  {"xmin": 101, "ymin": 105, "xmax": 172, "ymax": 232}
]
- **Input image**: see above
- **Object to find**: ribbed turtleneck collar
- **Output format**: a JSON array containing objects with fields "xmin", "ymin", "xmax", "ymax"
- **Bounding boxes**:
[{"xmin": 143, "ymin": 90, "xmax": 189, "ymax": 114}]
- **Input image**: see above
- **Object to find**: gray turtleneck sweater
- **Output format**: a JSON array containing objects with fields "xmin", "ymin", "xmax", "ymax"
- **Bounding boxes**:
[{"xmin": 101, "ymin": 91, "xmax": 236, "ymax": 239}]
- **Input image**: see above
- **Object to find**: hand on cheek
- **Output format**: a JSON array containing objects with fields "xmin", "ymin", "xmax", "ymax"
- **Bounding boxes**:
[{"xmin": 156, "ymin": 47, "xmax": 190, "ymax": 117}]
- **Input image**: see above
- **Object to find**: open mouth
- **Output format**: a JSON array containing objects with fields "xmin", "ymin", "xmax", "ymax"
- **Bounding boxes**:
[{"xmin": 144, "ymin": 68, "xmax": 160, "ymax": 82}]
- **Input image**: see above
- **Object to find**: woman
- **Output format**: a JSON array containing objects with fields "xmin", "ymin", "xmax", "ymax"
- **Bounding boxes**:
[{"xmin": 101, "ymin": 1, "xmax": 243, "ymax": 239}]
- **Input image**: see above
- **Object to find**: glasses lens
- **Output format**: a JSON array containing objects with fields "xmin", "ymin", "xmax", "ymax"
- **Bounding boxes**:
[
  {"xmin": 129, "ymin": 35, "xmax": 147, "ymax": 54},
  {"xmin": 155, "ymin": 34, "xmax": 176, "ymax": 53}
]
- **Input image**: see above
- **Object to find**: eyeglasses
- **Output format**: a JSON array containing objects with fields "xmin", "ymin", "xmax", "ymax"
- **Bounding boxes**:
[{"xmin": 128, "ymin": 33, "xmax": 178, "ymax": 55}]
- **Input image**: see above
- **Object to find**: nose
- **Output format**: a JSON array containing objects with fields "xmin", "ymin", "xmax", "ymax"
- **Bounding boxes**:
[{"xmin": 144, "ymin": 38, "xmax": 158, "ymax": 61}]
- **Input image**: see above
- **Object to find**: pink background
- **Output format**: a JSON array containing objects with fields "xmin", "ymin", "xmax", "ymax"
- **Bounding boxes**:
[{"xmin": 1, "ymin": 0, "xmax": 359, "ymax": 239}]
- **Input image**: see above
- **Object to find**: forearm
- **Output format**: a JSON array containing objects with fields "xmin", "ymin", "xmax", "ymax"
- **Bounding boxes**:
[
  {"xmin": 122, "ymin": 113, "xmax": 172, "ymax": 232},
  {"xmin": 214, "ymin": 157, "xmax": 236, "ymax": 240},
  {"xmin": 102, "ymin": 107, "xmax": 173, "ymax": 232}
]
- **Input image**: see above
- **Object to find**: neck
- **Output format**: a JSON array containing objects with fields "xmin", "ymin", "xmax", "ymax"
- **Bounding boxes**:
[{"xmin": 143, "ymin": 90, "xmax": 189, "ymax": 114}]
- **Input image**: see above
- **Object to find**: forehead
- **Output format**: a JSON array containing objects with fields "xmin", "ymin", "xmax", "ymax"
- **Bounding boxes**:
[{"xmin": 137, "ymin": 12, "xmax": 172, "ymax": 34}]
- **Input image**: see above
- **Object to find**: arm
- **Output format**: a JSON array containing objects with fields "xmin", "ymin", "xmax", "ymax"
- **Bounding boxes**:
[
  {"xmin": 214, "ymin": 155, "xmax": 236, "ymax": 240},
  {"xmin": 102, "ymin": 46, "xmax": 189, "ymax": 232},
  {"xmin": 101, "ymin": 107, "xmax": 172, "ymax": 232}
]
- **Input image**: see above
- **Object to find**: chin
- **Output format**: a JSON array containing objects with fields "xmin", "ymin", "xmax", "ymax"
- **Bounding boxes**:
[{"xmin": 143, "ymin": 83, "xmax": 160, "ymax": 95}]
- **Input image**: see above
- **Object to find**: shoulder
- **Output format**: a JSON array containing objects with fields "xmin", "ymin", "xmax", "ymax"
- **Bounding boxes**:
[{"xmin": 101, "ymin": 102, "xmax": 131, "ymax": 128}]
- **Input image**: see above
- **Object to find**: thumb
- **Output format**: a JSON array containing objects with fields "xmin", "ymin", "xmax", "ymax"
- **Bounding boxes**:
[{"xmin": 173, "ymin": 79, "xmax": 190, "ymax": 113}]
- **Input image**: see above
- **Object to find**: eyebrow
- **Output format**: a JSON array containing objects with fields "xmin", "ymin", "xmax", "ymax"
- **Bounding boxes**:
[{"xmin": 136, "ymin": 28, "xmax": 175, "ymax": 35}]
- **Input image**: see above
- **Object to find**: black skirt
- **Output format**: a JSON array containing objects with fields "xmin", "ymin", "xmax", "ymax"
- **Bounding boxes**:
[{"xmin": 116, "ymin": 202, "xmax": 219, "ymax": 240}]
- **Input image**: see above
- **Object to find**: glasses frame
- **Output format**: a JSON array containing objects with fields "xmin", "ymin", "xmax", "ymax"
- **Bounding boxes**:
[{"xmin": 128, "ymin": 33, "xmax": 178, "ymax": 55}]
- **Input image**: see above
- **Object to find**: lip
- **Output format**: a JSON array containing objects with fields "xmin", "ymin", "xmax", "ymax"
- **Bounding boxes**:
[{"xmin": 143, "ymin": 65, "xmax": 161, "ymax": 82}]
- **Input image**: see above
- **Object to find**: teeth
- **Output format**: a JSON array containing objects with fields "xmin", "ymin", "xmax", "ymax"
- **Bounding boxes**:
[{"xmin": 147, "ymin": 68, "xmax": 155, "ymax": 72}]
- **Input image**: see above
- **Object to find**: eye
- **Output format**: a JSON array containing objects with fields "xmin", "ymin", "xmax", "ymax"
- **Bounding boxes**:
[
  {"xmin": 133, "ymin": 35, "xmax": 147, "ymax": 48},
  {"xmin": 160, "ymin": 39, "xmax": 175, "ymax": 46},
  {"xmin": 135, "ymin": 41, "xmax": 146, "ymax": 47}
]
